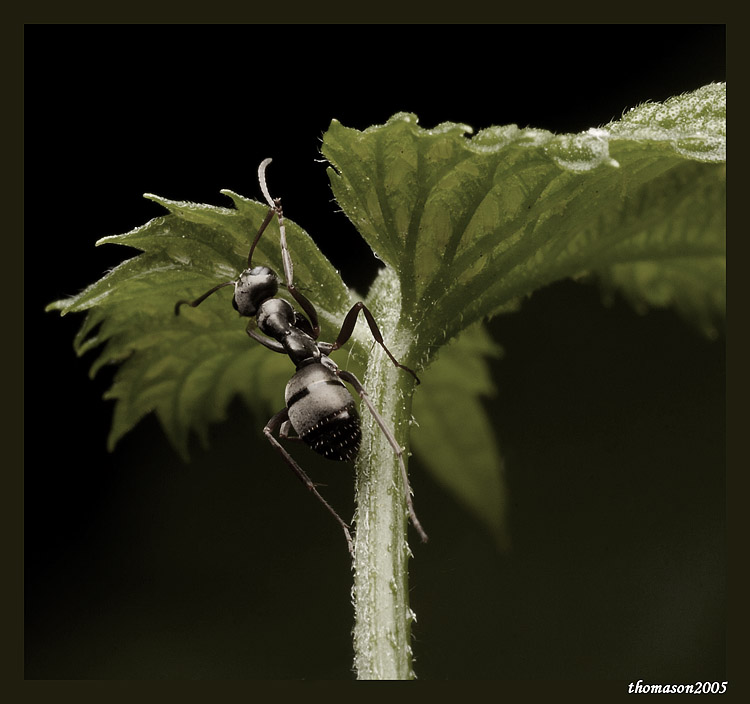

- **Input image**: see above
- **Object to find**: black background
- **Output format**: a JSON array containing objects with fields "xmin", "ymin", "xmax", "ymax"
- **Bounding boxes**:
[{"xmin": 26, "ymin": 25, "xmax": 725, "ymax": 680}]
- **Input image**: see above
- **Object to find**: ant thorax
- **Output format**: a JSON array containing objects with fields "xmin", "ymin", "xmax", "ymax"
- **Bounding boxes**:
[
  {"xmin": 256, "ymin": 297, "xmax": 321, "ymax": 365},
  {"xmin": 256, "ymin": 297, "xmax": 295, "ymax": 337}
]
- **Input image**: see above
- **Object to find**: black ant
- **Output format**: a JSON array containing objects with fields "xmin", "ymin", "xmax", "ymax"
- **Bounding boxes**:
[{"xmin": 175, "ymin": 159, "xmax": 427, "ymax": 554}]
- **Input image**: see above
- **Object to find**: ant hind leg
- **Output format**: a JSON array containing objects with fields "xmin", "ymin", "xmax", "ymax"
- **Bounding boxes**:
[
  {"xmin": 336, "ymin": 370, "xmax": 428, "ymax": 543},
  {"xmin": 263, "ymin": 408, "xmax": 354, "ymax": 555}
]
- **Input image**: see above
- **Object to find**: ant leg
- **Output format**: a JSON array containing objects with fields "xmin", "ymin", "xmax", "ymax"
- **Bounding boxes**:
[
  {"xmin": 175, "ymin": 281, "xmax": 235, "ymax": 316},
  {"xmin": 245, "ymin": 320, "xmax": 285, "ymax": 353},
  {"xmin": 257, "ymin": 158, "xmax": 321, "ymax": 338},
  {"xmin": 337, "ymin": 370, "xmax": 428, "ymax": 543},
  {"xmin": 287, "ymin": 287, "xmax": 321, "ymax": 340},
  {"xmin": 331, "ymin": 303, "xmax": 421, "ymax": 384},
  {"xmin": 279, "ymin": 419, "xmax": 303, "ymax": 442},
  {"xmin": 264, "ymin": 408, "xmax": 355, "ymax": 555},
  {"xmin": 292, "ymin": 311, "xmax": 317, "ymax": 339}
]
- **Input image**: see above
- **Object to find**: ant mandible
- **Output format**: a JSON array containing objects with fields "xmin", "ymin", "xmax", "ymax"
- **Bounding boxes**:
[{"xmin": 175, "ymin": 159, "xmax": 427, "ymax": 554}]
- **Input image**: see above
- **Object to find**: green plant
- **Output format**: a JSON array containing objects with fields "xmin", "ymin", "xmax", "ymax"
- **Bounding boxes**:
[{"xmin": 47, "ymin": 83, "xmax": 725, "ymax": 680}]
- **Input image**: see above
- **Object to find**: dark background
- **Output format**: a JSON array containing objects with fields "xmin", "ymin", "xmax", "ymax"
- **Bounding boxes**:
[{"xmin": 26, "ymin": 25, "xmax": 725, "ymax": 680}]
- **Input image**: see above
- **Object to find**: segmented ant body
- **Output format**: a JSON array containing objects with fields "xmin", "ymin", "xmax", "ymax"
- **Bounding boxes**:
[{"xmin": 175, "ymin": 159, "xmax": 427, "ymax": 553}]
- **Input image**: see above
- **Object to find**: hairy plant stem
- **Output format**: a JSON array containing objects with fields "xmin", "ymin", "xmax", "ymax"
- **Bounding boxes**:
[{"xmin": 351, "ymin": 270, "xmax": 418, "ymax": 680}]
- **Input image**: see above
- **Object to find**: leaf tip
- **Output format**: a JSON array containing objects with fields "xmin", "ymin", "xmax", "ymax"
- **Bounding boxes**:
[
  {"xmin": 143, "ymin": 192, "xmax": 163, "ymax": 205},
  {"xmin": 45, "ymin": 299, "xmax": 66, "ymax": 314}
]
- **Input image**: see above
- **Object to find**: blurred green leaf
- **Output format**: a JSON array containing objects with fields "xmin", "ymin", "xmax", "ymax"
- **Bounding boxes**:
[{"xmin": 411, "ymin": 324, "xmax": 508, "ymax": 549}]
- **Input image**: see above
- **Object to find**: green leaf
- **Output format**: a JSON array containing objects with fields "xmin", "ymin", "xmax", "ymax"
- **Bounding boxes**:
[
  {"xmin": 411, "ymin": 324, "xmax": 509, "ymax": 549},
  {"xmin": 323, "ymin": 82, "xmax": 726, "ymax": 359},
  {"xmin": 47, "ymin": 189, "xmax": 355, "ymax": 457}
]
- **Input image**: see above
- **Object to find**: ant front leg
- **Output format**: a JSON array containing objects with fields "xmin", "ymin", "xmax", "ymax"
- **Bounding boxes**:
[
  {"xmin": 245, "ymin": 320, "xmax": 285, "ymax": 353},
  {"xmin": 174, "ymin": 281, "xmax": 235, "ymax": 316},
  {"xmin": 337, "ymin": 370, "xmax": 428, "ymax": 543},
  {"xmin": 273, "ymin": 210, "xmax": 322, "ymax": 338},
  {"xmin": 257, "ymin": 158, "xmax": 321, "ymax": 338},
  {"xmin": 264, "ymin": 408, "xmax": 354, "ymax": 555},
  {"xmin": 331, "ymin": 302, "xmax": 421, "ymax": 384}
]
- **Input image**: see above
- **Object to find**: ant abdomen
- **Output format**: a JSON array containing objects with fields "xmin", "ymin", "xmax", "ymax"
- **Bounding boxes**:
[{"xmin": 285, "ymin": 362, "xmax": 361, "ymax": 462}]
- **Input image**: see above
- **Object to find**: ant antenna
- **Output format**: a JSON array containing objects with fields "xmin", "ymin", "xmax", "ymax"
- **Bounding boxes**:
[
  {"xmin": 246, "ymin": 157, "xmax": 281, "ymax": 268},
  {"xmin": 176, "ymin": 160, "xmax": 278, "ymax": 315},
  {"xmin": 175, "ymin": 281, "xmax": 234, "ymax": 315},
  {"xmin": 255, "ymin": 158, "xmax": 295, "ymax": 291},
  {"xmin": 247, "ymin": 158, "xmax": 286, "ymax": 271},
  {"xmin": 258, "ymin": 158, "xmax": 276, "ymax": 209},
  {"xmin": 246, "ymin": 209, "xmax": 275, "ymax": 268}
]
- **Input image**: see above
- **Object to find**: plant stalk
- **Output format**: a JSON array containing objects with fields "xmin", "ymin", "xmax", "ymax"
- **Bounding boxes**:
[{"xmin": 351, "ymin": 272, "xmax": 418, "ymax": 680}]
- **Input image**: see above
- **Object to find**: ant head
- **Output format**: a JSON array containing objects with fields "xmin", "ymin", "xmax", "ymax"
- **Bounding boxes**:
[{"xmin": 232, "ymin": 265, "xmax": 279, "ymax": 317}]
